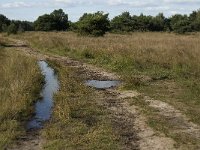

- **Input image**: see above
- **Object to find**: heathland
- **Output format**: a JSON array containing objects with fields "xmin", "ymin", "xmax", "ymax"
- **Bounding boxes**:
[
  {"xmin": 0, "ymin": 36, "xmax": 42, "ymax": 148},
  {"xmin": 11, "ymin": 31, "xmax": 200, "ymax": 149},
  {"xmin": 1, "ymin": 31, "xmax": 200, "ymax": 149}
]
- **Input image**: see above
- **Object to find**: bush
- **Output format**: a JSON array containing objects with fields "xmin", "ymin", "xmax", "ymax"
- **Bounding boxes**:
[
  {"xmin": 1, "ymin": 24, "xmax": 8, "ymax": 32},
  {"xmin": 0, "ymin": 14, "xmax": 10, "ymax": 32},
  {"xmin": 18, "ymin": 24, "xmax": 25, "ymax": 33},
  {"xmin": 110, "ymin": 12, "xmax": 135, "ymax": 32},
  {"xmin": 34, "ymin": 9, "xmax": 69, "ymax": 31},
  {"xmin": 76, "ymin": 11, "xmax": 110, "ymax": 36},
  {"xmin": 7, "ymin": 23, "xmax": 17, "ymax": 35},
  {"xmin": 170, "ymin": 14, "xmax": 192, "ymax": 34}
]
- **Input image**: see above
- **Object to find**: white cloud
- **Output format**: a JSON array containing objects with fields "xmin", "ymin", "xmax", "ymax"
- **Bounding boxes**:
[
  {"xmin": 54, "ymin": 0, "xmax": 75, "ymax": 4},
  {"xmin": 51, "ymin": 0, "xmax": 200, "ymax": 17},
  {"xmin": 1, "ymin": 0, "xmax": 200, "ymax": 9},
  {"xmin": 107, "ymin": 0, "xmax": 125, "ymax": 6},
  {"xmin": 1, "ymin": 0, "xmax": 200, "ymax": 21},
  {"xmin": 53, "ymin": 0, "xmax": 200, "ymax": 6},
  {"xmin": 163, "ymin": 0, "xmax": 198, "ymax": 3},
  {"xmin": 169, "ymin": 10, "xmax": 179, "ymax": 15},
  {"xmin": 0, "ymin": 2, "xmax": 32, "ymax": 8}
]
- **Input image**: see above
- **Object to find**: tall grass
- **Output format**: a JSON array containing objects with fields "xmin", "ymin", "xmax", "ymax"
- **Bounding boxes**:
[
  {"xmin": 0, "ymin": 46, "xmax": 42, "ymax": 148},
  {"xmin": 13, "ymin": 32, "xmax": 200, "ymax": 78},
  {"xmin": 11, "ymin": 31, "xmax": 200, "ymax": 140}
]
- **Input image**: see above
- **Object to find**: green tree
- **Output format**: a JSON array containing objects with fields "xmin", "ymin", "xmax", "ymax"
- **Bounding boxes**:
[
  {"xmin": 149, "ymin": 13, "xmax": 166, "ymax": 31},
  {"xmin": 34, "ymin": 14, "xmax": 54, "ymax": 31},
  {"xmin": 2, "ymin": 24, "xmax": 8, "ymax": 32},
  {"xmin": 13, "ymin": 20, "xmax": 34, "ymax": 31},
  {"xmin": 189, "ymin": 10, "xmax": 200, "ymax": 31},
  {"xmin": 34, "ymin": 9, "xmax": 69, "ymax": 31},
  {"xmin": 0, "ymin": 14, "xmax": 10, "ymax": 32},
  {"xmin": 51, "ymin": 9, "xmax": 69, "ymax": 31},
  {"xmin": 68, "ymin": 21, "xmax": 78, "ymax": 31},
  {"xmin": 18, "ymin": 24, "xmax": 25, "ymax": 33},
  {"xmin": 7, "ymin": 23, "xmax": 17, "ymax": 35},
  {"xmin": 136, "ymin": 14, "xmax": 152, "ymax": 31},
  {"xmin": 170, "ymin": 14, "xmax": 192, "ymax": 33},
  {"xmin": 76, "ymin": 11, "xmax": 110, "ymax": 36},
  {"xmin": 110, "ymin": 12, "xmax": 135, "ymax": 32}
]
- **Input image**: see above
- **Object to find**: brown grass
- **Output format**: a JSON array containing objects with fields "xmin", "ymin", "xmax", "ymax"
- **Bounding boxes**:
[
  {"xmin": 13, "ymin": 32, "xmax": 200, "ymax": 68},
  {"xmin": 12, "ymin": 32, "xmax": 200, "ymax": 87},
  {"xmin": 0, "ymin": 45, "xmax": 42, "ymax": 148},
  {"xmin": 10, "ymin": 31, "xmax": 200, "ymax": 148}
]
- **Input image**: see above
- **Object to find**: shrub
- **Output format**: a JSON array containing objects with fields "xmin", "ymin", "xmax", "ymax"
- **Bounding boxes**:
[
  {"xmin": 34, "ymin": 9, "xmax": 69, "ymax": 31},
  {"xmin": 76, "ymin": 11, "xmax": 110, "ymax": 36},
  {"xmin": 7, "ymin": 23, "xmax": 17, "ymax": 35}
]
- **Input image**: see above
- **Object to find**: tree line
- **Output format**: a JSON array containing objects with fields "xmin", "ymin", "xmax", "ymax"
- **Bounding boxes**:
[
  {"xmin": 0, "ymin": 14, "xmax": 33, "ymax": 35},
  {"xmin": 0, "ymin": 9, "xmax": 200, "ymax": 36}
]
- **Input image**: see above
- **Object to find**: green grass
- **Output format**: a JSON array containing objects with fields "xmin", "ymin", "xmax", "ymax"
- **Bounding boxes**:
[
  {"xmin": 0, "ymin": 46, "xmax": 43, "ymax": 148},
  {"xmin": 42, "ymin": 61, "xmax": 122, "ymax": 149}
]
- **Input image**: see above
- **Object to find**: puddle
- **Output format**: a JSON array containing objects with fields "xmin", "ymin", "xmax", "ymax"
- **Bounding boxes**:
[
  {"xmin": 85, "ymin": 80, "xmax": 120, "ymax": 89},
  {"xmin": 27, "ymin": 61, "xmax": 59, "ymax": 130}
]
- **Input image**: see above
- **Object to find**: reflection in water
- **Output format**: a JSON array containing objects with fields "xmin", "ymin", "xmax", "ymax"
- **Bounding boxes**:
[
  {"xmin": 85, "ymin": 80, "xmax": 120, "ymax": 89},
  {"xmin": 27, "ymin": 61, "xmax": 59, "ymax": 130}
]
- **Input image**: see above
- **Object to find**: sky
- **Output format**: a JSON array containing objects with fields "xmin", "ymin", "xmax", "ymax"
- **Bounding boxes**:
[{"xmin": 0, "ymin": 0, "xmax": 200, "ymax": 22}]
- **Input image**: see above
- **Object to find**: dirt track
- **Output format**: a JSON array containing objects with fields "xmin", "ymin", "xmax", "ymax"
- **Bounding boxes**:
[{"xmin": 7, "ymin": 39, "xmax": 200, "ymax": 150}]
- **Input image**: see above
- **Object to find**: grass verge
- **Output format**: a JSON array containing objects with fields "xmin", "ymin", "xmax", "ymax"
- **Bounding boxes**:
[{"xmin": 0, "ymin": 45, "xmax": 42, "ymax": 148}]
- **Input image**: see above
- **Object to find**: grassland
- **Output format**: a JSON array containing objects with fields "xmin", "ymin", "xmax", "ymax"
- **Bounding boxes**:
[
  {"xmin": 11, "ymin": 32, "xmax": 200, "ymax": 120},
  {"xmin": 42, "ymin": 61, "xmax": 122, "ymax": 149},
  {"xmin": 0, "ymin": 38, "xmax": 42, "ymax": 148},
  {"xmin": 10, "ymin": 31, "xmax": 200, "ymax": 148}
]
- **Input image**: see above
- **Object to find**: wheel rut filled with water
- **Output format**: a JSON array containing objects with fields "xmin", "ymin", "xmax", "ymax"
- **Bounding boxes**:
[
  {"xmin": 27, "ymin": 61, "xmax": 59, "ymax": 130},
  {"xmin": 9, "ymin": 61, "xmax": 59, "ymax": 150}
]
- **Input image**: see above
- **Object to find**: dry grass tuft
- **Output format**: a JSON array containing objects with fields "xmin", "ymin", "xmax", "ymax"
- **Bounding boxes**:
[
  {"xmin": 13, "ymin": 32, "xmax": 200, "ymax": 77},
  {"xmin": 0, "ymin": 46, "xmax": 42, "ymax": 148}
]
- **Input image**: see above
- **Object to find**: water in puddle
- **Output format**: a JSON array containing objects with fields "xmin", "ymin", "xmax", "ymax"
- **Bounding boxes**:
[
  {"xmin": 27, "ymin": 61, "xmax": 59, "ymax": 130},
  {"xmin": 85, "ymin": 80, "xmax": 120, "ymax": 89}
]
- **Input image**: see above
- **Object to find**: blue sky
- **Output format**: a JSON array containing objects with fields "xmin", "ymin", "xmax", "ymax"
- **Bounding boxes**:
[{"xmin": 0, "ymin": 0, "xmax": 200, "ymax": 21}]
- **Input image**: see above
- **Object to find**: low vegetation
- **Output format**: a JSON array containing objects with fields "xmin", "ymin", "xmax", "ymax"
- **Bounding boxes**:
[
  {"xmin": 1, "ymin": 6, "xmax": 200, "ymax": 149},
  {"xmin": 11, "ymin": 31, "xmax": 200, "ymax": 146},
  {"xmin": 0, "ymin": 41, "xmax": 42, "ymax": 148},
  {"xmin": 42, "ymin": 61, "xmax": 121, "ymax": 149}
]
